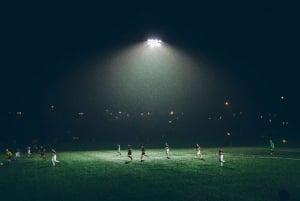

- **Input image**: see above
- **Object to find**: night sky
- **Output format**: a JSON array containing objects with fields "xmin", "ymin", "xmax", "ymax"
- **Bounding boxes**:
[{"xmin": 1, "ymin": 2, "xmax": 299, "ymax": 145}]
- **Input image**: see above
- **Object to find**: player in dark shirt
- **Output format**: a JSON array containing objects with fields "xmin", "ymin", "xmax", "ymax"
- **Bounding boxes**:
[
  {"xmin": 40, "ymin": 146, "xmax": 46, "ymax": 159},
  {"xmin": 127, "ymin": 145, "xmax": 133, "ymax": 161},
  {"xmin": 140, "ymin": 146, "xmax": 149, "ymax": 162}
]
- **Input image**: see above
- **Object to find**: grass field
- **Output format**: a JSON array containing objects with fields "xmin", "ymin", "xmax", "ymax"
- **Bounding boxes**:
[{"xmin": 1, "ymin": 147, "xmax": 300, "ymax": 201}]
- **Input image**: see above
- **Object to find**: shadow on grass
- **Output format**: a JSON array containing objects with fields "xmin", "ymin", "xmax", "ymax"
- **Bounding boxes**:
[
  {"xmin": 38, "ymin": 165, "xmax": 52, "ymax": 169},
  {"xmin": 124, "ymin": 161, "xmax": 132, "ymax": 164},
  {"xmin": 223, "ymin": 166, "xmax": 235, "ymax": 170}
]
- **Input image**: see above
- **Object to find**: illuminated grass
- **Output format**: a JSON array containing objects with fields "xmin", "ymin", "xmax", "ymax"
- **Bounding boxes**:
[{"xmin": 0, "ymin": 147, "xmax": 299, "ymax": 201}]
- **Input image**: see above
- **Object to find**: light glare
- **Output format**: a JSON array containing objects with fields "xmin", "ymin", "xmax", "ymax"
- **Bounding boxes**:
[{"xmin": 147, "ymin": 39, "xmax": 162, "ymax": 47}]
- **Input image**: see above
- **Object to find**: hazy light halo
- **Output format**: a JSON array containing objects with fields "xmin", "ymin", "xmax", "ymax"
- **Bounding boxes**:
[{"xmin": 147, "ymin": 38, "xmax": 162, "ymax": 47}]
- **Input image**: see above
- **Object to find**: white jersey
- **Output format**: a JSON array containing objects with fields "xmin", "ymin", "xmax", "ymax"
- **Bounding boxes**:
[{"xmin": 165, "ymin": 147, "xmax": 170, "ymax": 154}]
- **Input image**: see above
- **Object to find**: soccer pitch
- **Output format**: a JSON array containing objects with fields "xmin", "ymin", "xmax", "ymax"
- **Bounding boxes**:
[{"xmin": 1, "ymin": 147, "xmax": 299, "ymax": 201}]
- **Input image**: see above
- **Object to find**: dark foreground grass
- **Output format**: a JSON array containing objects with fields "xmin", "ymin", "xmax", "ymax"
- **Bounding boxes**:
[{"xmin": 1, "ymin": 147, "xmax": 300, "ymax": 201}]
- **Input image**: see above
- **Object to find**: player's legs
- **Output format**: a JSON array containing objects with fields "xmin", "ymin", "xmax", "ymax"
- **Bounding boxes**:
[
  {"xmin": 220, "ymin": 155, "xmax": 225, "ymax": 166},
  {"xmin": 54, "ymin": 155, "xmax": 59, "ymax": 163},
  {"xmin": 52, "ymin": 156, "xmax": 55, "ymax": 166}
]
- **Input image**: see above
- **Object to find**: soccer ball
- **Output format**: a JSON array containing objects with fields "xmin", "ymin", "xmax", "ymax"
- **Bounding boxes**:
[{"xmin": 0, "ymin": 162, "xmax": 3, "ymax": 166}]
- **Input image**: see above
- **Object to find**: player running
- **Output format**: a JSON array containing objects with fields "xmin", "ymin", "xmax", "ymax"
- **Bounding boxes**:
[
  {"xmin": 40, "ymin": 146, "xmax": 46, "ymax": 159},
  {"xmin": 140, "ymin": 146, "xmax": 149, "ymax": 162},
  {"xmin": 51, "ymin": 148, "xmax": 60, "ymax": 166},
  {"xmin": 127, "ymin": 144, "xmax": 133, "ymax": 161},
  {"xmin": 27, "ymin": 146, "xmax": 31, "ymax": 157},
  {"xmin": 269, "ymin": 139, "xmax": 275, "ymax": 155},
  {"xmin": 117, "ymin": 144, "xmax": 121, "ymax": 155},
  {"xmin": 165, "ymin": 143, "xmax": 170, "ymax": 159},
  {"xmin": 196, "ymin": 144, "xmax": 202, "ymax": 158},
  {"xmin": 5, "ymin": 149, "xmax": 13, "ymax": 164},
  {"xmin": 218, "ymin": 149, "xmax": 225, "ymax": 166}
]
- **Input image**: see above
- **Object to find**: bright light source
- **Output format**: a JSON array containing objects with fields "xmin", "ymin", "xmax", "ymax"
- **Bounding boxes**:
[{"xmin": 147, "ymin": 39, "xmax": 162, "ymax": 47}]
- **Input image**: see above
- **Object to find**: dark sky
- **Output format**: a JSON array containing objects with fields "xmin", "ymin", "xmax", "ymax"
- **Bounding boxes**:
[{"xmin": 1, "ymin": 1, "xmax": 299, "ymax": 143}]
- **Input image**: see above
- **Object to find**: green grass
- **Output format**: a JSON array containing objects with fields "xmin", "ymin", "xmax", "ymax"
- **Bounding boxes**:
[{"xmin": 1, "ymin": 147, "xmax": 300, "ymax": 201}]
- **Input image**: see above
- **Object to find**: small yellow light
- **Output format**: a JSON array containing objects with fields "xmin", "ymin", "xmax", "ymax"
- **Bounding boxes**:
[{"xmin": 282, "ymin": 139, "xmax": 287, "ymax": 144}]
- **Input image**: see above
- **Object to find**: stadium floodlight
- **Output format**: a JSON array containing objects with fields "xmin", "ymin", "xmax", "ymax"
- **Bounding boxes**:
[{"xmin": 147, "ymin": 39, "xmax": 162, "ymax": 47}]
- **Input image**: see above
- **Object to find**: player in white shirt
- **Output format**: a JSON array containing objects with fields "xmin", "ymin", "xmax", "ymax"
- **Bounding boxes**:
[
  {"xmin": 196, "ymin": 144, "xmax": 202, "ymax": 158},
  {"xmin": 117, "ymin": 144, "xmax": 121, "ymax": 155},
  {"xmin": 218, "ymin": 149, "xmax": 225, "ymax": 166},
  {"xmin": 27, "ymin": 146, "xmax": 31, "ymax": 157},
  {"xmin": 165, "ymin": 143, "xmax": 170, "ymax": 159},
  {"xmin": 51, "ymin": 148, "xmax": 60, "ymax": 166},
  {"xmin": 15, "ymin": 148, "xmax": 21, "ymax": 158}
]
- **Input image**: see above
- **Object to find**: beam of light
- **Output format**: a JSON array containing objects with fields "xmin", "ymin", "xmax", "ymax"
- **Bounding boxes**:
[
  {"xmin": 147, "ymin": 39, "xmax": 162, "ymax": 47},
  {"xmin": 74, "ymin": 37, "xmax": 216, "ymax": 116}
]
